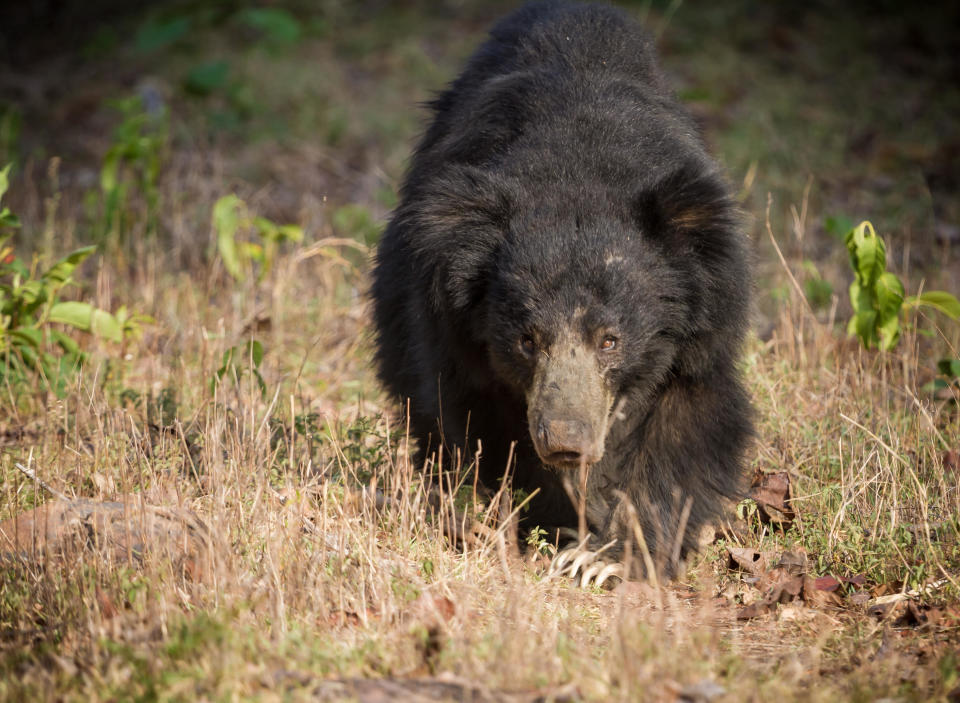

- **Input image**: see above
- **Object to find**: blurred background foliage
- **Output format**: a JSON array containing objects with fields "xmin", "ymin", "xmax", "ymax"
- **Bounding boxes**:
[{"xmin": 0, "ymin": 0, "xmax": 958, "ymax": 318}]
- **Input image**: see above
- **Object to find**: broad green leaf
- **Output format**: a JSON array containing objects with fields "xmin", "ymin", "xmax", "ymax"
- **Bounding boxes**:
[
  {"xmin": 909, "ymin": 291, "xmax": 960, "ymax": 320},
  {"xmin": 90, "ymin": 308, "xmax": 122, "ymax": 342},
  {"xmin": 875, "ymin": 272, "xmax": 905, "ymax": 320},
  {"xmin": 213, "ymin": 195, "xmax": 244, "ymax": 280},
  {"xmin": 11, "ymin": 326, "xmax": 42, "ymax": 348},
  {"xmin": 854, "ymin": 309, "xmax": 878, "ymax": 348},
  {"xmin": 49, "ymin": 301, "xmax": 95, "ymax": 329},
  {"xmin": 43, "ymin": 245, "xmax": 97, "ymax": 285},
  {"xmin": 49, "ymin": 301, "xmax": 122, "ymax": 342},
  {"xmin": 853, "ymin": 222, "xmax": 885, "ymax": 285},
  {"xmin": 877, "ymin": 312, "xmax": 901, "ymax": 351},
  {"xmin": 18, "ymin": 279, "xmax": 46, "ymax": 306},
  {"xmin": 246, "ymin": 339, "xmax": 264, "ymax": 367}
]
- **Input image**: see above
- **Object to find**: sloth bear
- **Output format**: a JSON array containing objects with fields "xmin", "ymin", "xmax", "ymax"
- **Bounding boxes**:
[{"xmin": 371, "ymin": 1, "xmax": 752, "ymax": 580}]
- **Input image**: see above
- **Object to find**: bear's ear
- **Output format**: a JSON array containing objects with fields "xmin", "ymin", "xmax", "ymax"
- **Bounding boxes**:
[
  {"xmin": 632, "ymin": 162, "xmax": 740, "ymax": 247},
  {"xmin": 407, "ymin": 165, "xmax": 513, "ymax": 313}
]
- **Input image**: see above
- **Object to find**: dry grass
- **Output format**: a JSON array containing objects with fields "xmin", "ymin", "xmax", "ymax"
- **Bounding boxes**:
[
  {"xmin": 1, "ymin": 210, "xmax": 958, "ymax": 700},
  {"xmin": 2, "ymin": 2, "xmax": 959, "ymax": 700}
]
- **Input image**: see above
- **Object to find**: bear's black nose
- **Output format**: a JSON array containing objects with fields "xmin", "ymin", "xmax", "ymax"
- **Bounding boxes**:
[{"xmin": 537, "ymin": 418, "xmax": 600, "ymax": 467}]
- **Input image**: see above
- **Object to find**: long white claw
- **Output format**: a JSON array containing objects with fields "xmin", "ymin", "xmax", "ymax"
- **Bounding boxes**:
[
  {"xmin": 578, "ymin": 560, "xmax": 605, "ymax": 587},
  {"xmin": 549, "ymin": 545, "xmax": 577, "ymax": 574},
  {"xmin": 548, "ymin": 535, "xmax": 591, "ymax": 575},
  {"xmin": 591, "ymin": 562, "xmax": 625, "ymax": 589},
  {"xmin": 567, "ymin": 549, "xmax": 600, "ymax": 578}
]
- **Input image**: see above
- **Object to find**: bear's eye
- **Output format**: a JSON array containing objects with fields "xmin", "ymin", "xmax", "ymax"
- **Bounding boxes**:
[
  {"xmin": 600, "ymin": 335, "xmax": 618, "ymax": 352},
  {"xmin": 519, "ymin": 335, "xmax": 536, "ymax": 357}
]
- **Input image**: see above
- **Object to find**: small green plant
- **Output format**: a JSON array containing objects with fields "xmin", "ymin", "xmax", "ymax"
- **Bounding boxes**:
[
  {"xmin": 1, "ymin": 165, "xmax": 132, "ymax": 396},
  {"xmin": 212, "ymin": 195, "xmax": 303, "ymax": 282},
  {"xmin": 100, "ymin": 94, "xmax": 168, "ymax": 245},
  {"xmin": 844, "ymin": 220, "xmax": 960, "ymax": 350},
  {"xmin": 211, "ymin": 339, "xmax": 266, "ymax": 398},
  {"xmin": 526, "ymin": 526, "xmax": 555, "ymax": 557}
]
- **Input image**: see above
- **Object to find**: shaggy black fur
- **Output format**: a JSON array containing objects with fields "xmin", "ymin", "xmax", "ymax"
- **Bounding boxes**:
[{"xmin": 371, "ymin": 0, "xmax": 752, "ymax": 576}]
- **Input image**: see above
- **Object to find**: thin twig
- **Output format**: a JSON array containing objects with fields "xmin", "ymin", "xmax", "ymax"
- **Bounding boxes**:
[{"xmin": 15, "ymin": 462, "xmax": 70, "ymax": 501}]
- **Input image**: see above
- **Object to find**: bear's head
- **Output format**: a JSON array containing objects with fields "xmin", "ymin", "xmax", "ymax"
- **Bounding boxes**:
[{"xmin": 405, "ymin": 160, "xmax": 747, "ymax": 471}]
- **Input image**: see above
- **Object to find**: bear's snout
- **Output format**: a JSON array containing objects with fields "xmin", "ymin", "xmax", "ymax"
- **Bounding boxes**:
[
  {"xmin": 526, "ymin": 333, "xmax": 613, "ymax": 469},
  {"xmin": 535, "ymin": 417, "xmax": 602, "ymax": 468}
]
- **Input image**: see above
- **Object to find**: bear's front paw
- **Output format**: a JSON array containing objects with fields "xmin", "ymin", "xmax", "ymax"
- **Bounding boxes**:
[{"xmin": 548, "ymin": 533, "xmax": 624, "ymax": 588}]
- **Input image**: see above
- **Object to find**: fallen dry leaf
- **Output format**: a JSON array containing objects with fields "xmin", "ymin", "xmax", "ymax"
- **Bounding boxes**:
[
  {"xmin": 813, "ymin": 575, "xmax": 841, "ymax": 592},
  {"xmin": 727, "ymin": 546, "xmax": 772, "ymax": 575},
  {"xmin": 802, "ymin": 575, "xmax": 844, "ymax": 608},
  {"xmin": 749, "ymin": 471, "xmax": 795, "ymax": 528},
  {"xmin": 736, "ymin": 572, "xmax": 804, "ymax": 619}
]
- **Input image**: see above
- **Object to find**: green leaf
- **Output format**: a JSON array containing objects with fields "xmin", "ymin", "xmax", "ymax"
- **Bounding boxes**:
[
  {"xmin": 938, "ymin": 359, "xmax": 960, "ymax": 379},
  {"xmin": 0, "ymin": 163, "xmax": 11, "ymax": 202},
  {"xmin": 0, "ymin": 165, "xmax": 19, "ymax": 230},
  {"xmin": 50, "ymin": 330, "xmax": 81, "ymax": 355},
  {"xmin": 877, "ymin": 311, "xmax": 901, "ymax": 351},
  {"xmin": 100, "ymin": 148, "xmax": 120, "ymax": 194},
  {"xmin": 277, "ymin": 224, "xmax": 303, "ymax": 242},
  {"xmin": 11, "ymin": 326, "xmax": 42, "ymax": 349},
  {"xmin": 213, "ymin": 195, "xmax": 244, "ymax": 280},
  {"xmin": 135, "ymin": 16, "xmax": 191, "ymax": 53},
  {"xmin": 49, "ymin": 301, "xmax": 122, "ymax": 342},
  {"xmin": 875, "ymin": 272, "xmax": 905, "ymax": 320},
  {"xmin": 90, "ymin": 308, "xmax": 122, "ymax": 342},
  {"xmin": 0, "ymin": 206, "xmax": 20, "ymax": 229},
  {"xmin": 48, "ymin": 301, "xmax": 95, "ymax": 329},
  {"xmin": 909, "ymin": 291, "xmax": 960, "ymax": 320},
  {"xmin": 854, "ymin": 309, "xmax": 878, "ymax": 348},
  {"xmin": 240, "ymin": 241, "xmax": 264, "ymax": 263},
  {"xmin": 43, "ymin": 245, "xmax": 97, "ymax": 285},
  {"xmin": 245, "ymin": 339, "xmax": 264, "ymax": 368},
  {"xmin": 184, "ymin": 60, "xmax": 230, "ymax": 96},
  {"xmin": 252, "ymin": 216, "xmax": 278, "ymax": 239},
  {"xmin": 237, "ymin": 8, "xmax": 302, "ymax": 46},
  {"xmin": 850, "ymin": 221, "xmax": 885, "ymax": 286}
]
